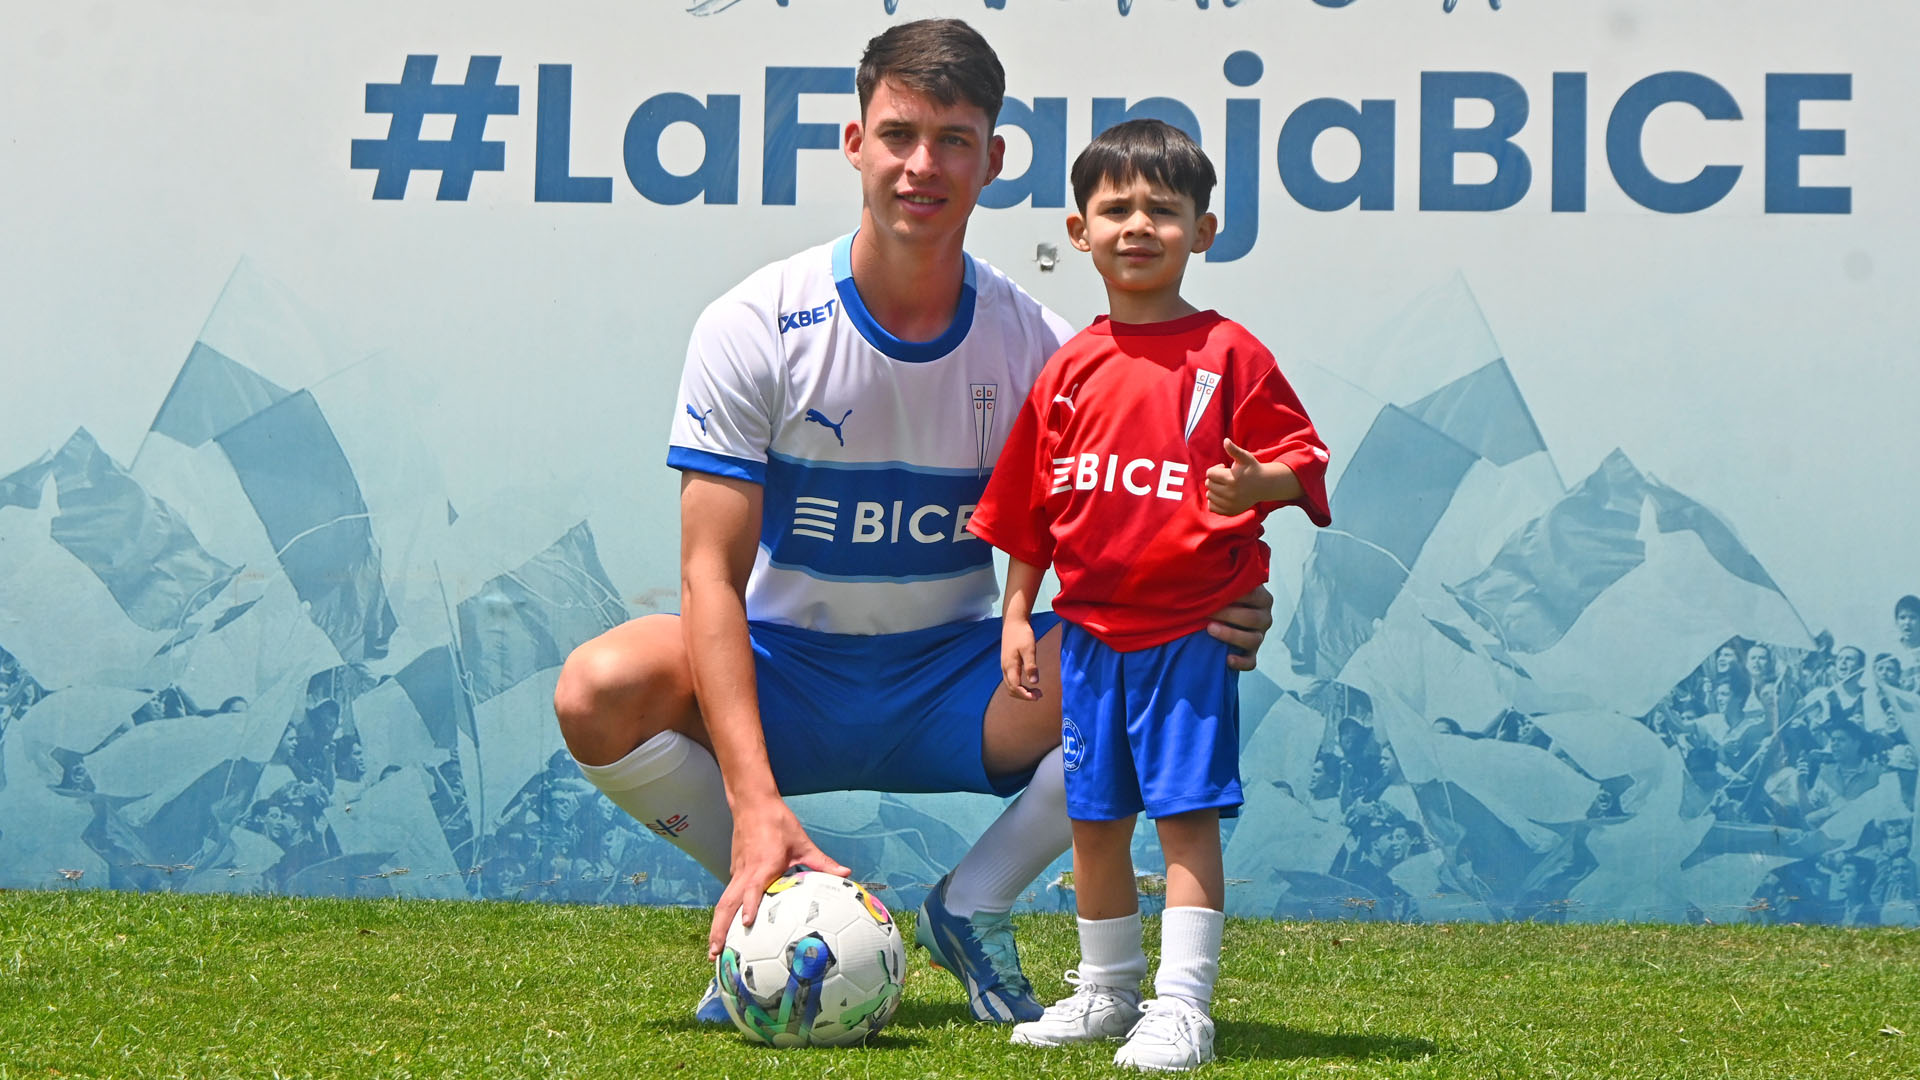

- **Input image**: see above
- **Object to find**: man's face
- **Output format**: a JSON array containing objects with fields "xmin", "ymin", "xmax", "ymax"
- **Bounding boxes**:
[
  {"xmin": 1897, "ymin": 607, "xmax": 1919, "ymax": 645},
  {"xmin": 1885, "ymin": 822, "xmax": 1912, "ymax": 858},
  {"xmin": 1876, "ymin": 656, "xmax": 1902, "ymax": 685},
  {"xmin": 1714, "ymin": 682, "xmax": 1734, "ymax": 713},
  {"xmin": 1308, "ymin": 758, "xmax": 1338, "ymax": 798},
  {"xmin": 1746, "ymin": 645, "xmax": 1769, "ymax": 679},
  {"xmin": 1836, "ymin": 860, "xmax": 1861, "ymax": 895},
  {"xmin": 1828, "ymin": 727, "xmax": 1862, "ymax": 761},
  {"xmin": 1836, "ymin": 647, "xmax": 1865, "ymax": 679},
  {"xmin": 1715, "ymin": 645, "xmax": 1738, "ymax": 672},
  {"xmin": 262, "ymin": 806, "xmax": 296, "ymax": 845},
  {"xmin": 1375, "ymin": 826, "xmax": 1412, "ymax": 864},
  {"xmin": 844, "ymin": 80, "xmax": 1002, "ymax": 249}
]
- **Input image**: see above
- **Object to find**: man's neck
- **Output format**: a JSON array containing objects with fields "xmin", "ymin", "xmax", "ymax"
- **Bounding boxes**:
[{"xmin": 849, "ymin": 219, "xmax": 967, "ymax": 343}]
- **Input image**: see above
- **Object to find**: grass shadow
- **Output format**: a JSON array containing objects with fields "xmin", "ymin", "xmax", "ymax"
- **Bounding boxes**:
[
  {"xmin": 642, "ymin": 998, "xmax": 960, "ymax": 1047},
  {"xmin": 642, "ymin": 1014, "xmax": 935, "ymax": 1050},
  {"xmin": 1219, "ymin": 1019, "xmax": 1438, "ymax": 1063}
]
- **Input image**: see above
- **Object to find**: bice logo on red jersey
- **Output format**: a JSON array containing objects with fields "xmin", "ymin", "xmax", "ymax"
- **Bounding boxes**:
[{"xmin": 1049, "ymin": 451, "xmax": 1190, "ymax": 501}]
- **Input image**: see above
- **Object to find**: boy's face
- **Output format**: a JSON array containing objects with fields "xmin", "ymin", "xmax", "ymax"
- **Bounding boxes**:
[
  {"xmin": 844, "ymin": 79, "xmax": 1003, "ymax": 249},
  {"xmin": 1066, "ymin": 175, "xmax": 1216, "ymax": 307}
]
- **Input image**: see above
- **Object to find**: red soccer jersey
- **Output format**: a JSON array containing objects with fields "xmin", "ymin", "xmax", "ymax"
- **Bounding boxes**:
[{"xmin": 967, "ymin": 310, "xmax": 1331, "ymax": 651}]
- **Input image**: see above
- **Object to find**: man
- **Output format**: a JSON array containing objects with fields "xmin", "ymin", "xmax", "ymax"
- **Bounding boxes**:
[
  {"xmin": 1894, "ymin": 595, "xmax": 1920, "ymax": 692},
  {"xmin": 552, "ymin": 19, "xmax": 1270, "ymax": 1025}
]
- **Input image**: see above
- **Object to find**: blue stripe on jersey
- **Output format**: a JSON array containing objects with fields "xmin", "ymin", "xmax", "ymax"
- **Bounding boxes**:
[
  {"xmin": 760, "ymin": 454, "xmax": 993, "ymax": 581},
  {"xmin": 668, "ymin": 446, "xmax": 767, "ymax": 484},
  {"xmin": 832, "ymin": 233, "xmax": 977, "ymax": 364}
]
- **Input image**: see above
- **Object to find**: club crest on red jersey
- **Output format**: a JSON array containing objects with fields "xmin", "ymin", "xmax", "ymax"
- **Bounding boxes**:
[{"xmin": 1184, "ymin": 369, "xmax": 1221, "ymax": 440}]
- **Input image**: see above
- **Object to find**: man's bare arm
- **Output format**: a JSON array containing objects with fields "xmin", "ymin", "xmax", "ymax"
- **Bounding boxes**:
[{"xmin": 679, "ymin": 472, "xmax": 849, "ymax": 957}]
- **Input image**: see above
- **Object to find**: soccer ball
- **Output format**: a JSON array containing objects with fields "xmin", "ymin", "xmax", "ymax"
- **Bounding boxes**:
[{"xmin": 716, "ymin": 869, "xmax": 906, "ymax": 1047}]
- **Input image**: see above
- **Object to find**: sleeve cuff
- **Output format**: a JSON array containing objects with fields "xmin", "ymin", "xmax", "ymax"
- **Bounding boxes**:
[{"xmin": 667, "ymin": 446, "xmax": 766, "ymax": 484}]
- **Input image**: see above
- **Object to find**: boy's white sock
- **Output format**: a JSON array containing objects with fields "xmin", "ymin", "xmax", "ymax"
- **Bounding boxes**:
[
  {"xmin": 1077, "ymin": 912, "xmax": 1148, "ymax": 996},
  {"xmin": 1153, "ymin": 906, "xmax": 1224, "ymax": 1012},
  {"xmin": 941, "ymin": 746, "xmax": 1072, "ymax": 916},
  {"xmin": 573, "ymin": 731, "xmax": 733, "ymax": 880}
]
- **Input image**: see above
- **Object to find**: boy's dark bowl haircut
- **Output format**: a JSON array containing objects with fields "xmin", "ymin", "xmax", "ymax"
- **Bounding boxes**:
[
  {"xmin": 1071, "ymin": 118, "xmax": 1218, "ymax": 215},
  {"xmin": 857, "ymin": 19, "xmax": 1005, "ymax": 124}
]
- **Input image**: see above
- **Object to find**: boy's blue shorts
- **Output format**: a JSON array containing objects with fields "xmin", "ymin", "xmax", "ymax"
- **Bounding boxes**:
[
  {"xmin": 749, "ymin": 613, "xmax": 1063, "ymax": 798},
  {"xmin": 1059, "ymin": 622, "xmax": 1243, "ymax": 822}
]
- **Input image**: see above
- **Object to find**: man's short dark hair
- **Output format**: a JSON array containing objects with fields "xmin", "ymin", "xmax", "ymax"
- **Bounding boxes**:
[
  {"xmin": 1071, "ymin": 119, "xmax": 1217, "ymax": 215},
  {"xmin": 856, "ymin": 19, "xmax": 1005, "ymax": 125},
  {"xmin": 1896, "ymin": 594, "xmax": 1920, "ymax": 619}
]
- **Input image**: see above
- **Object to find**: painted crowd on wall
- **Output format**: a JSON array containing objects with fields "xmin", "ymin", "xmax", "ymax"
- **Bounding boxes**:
[{"xmin": 1, "ymin": 264, "xmax": 1914, "ymax": 927}]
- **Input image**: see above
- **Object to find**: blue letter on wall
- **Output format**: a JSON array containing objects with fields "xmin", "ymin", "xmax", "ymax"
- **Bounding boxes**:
[
  {"xmin": 981, "ymin": 97, "xmax": 1067, "ymax": 210},
  {"xmin": 1279, "ymin": 98, "xmax": 1396, "ymax": 212},
  {"xmin": 1092, "ymin": 97, "xmax": 1203, "ymax": 142},
  {"xmin": 1421, "ymin": 73, "xmax": 1531, "ymax": 212},
  {"xmin": 764, "ymin": 67, "xmax": 854, "ymax": 205},
  {"xmin": 1765, "ymin": 73, "xmax": 1850, "ymax": 214},
  {"xmin": 623, "ymin": 94, "xmax": 741, "ymax": 205},
  {"xmin": 536, "ymin": 65, "xmax": 612, "ymax": 203},
  {"xmin": 1606, "ymin": 72, "xmax": 1742, "ymax": 214}
]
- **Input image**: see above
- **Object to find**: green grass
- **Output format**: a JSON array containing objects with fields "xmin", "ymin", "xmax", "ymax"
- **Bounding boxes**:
[{"xmin": 0, "ymin": 889, "xmax": 1913, "ymax": 1079}]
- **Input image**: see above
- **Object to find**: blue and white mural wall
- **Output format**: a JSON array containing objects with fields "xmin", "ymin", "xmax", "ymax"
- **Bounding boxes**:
[{"xmin": 4, "ymin": 0, "xmax": 1916, "ymax": 924}]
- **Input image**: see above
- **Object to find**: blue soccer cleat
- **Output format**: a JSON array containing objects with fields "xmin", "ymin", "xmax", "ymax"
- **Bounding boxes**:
[
  {"xmin": 694, "ymin": 976, "xmax": 732, "ymax": 1026},
  {"xmin": 915, "ymin": 872, "xmax": 1043, "ymax": 1023}
]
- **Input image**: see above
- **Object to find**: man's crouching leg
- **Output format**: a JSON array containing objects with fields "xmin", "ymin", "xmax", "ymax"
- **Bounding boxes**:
[{"xmin": 554, "ymin": 615, "xmax": 735, "ymax": 1025}]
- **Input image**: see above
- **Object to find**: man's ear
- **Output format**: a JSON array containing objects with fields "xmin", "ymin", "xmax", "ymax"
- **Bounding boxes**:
[
  {"xmin": 843, "ymin": 120, "xmax": 863, "ymax": 168},
  {"xmin": 1066, "ymin": 212, "xmax": 1091, "ymax": 252},
  {"xmin": 986, "ymin": 133, "xmax": 1006, "ymax": 185},
  {"xmin": 1191, "ymin": 212, "xmax": 1218, "ymax": 255}
]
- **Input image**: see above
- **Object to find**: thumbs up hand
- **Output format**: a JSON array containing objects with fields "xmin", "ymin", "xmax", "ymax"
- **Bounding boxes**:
[
  {"xmin": 1206, "ymin": 438, "xmax": 1304, "ymax": 516},
  {"xmin": 1205, "ymin": 438, "xmax": 1268, "ymax": 516}
]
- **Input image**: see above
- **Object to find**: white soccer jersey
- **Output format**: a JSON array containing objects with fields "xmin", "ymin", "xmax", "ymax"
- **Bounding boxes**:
[{"xmin": 668, "ymin": 234, "xmax": 1074, "ymax": 635}]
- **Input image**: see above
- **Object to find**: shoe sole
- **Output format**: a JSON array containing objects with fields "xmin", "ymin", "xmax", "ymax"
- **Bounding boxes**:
[{"xmin": 1012, "ymin": 1030, "xmax": 1131, "ymax": 1047}]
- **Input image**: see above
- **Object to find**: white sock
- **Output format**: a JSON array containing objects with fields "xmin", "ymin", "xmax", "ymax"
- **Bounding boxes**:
[
  {"xmin": 1153, "ymin": 906, "xmax": 1224, "ymax": 1012},
  {"xmin": 573, "ymin": 731, "xmax": 732, "ymax": 881},
  {"xmin": 1076, "ymin": 913, "xmax": 1147, "ymax": 997},
  {"xmin": 942, "ymin": 746, "xmax": 1072, "ymax": 916}
]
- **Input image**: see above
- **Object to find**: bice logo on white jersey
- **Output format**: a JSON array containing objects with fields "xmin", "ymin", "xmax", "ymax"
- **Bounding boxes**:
[
  {"xmin": 1050, "ymin": 451, "xmax": 1189, "ymax": 501},
  {"xmin": 791, "ymin": 497, "xmax": 980, "ymax": 544}
]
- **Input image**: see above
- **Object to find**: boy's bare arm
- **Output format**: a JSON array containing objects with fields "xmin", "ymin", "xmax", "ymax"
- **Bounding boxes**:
[
  {"xmin": 1000, "ymin": 557, "xmax": 1046, "ymax": 700},
  {"xmin": 1205, "ymin": 437, "xmax": 1304, "ymax": 516}
]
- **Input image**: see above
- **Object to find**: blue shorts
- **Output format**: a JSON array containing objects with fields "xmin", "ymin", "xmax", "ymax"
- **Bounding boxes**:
[
  {"xmin": 751, "ymin": 613, "xmax": 1063, "ymax": 798},
  {"xmin": 1059, "ymin": 623, "xmax": 1243, "ymax": 822}
]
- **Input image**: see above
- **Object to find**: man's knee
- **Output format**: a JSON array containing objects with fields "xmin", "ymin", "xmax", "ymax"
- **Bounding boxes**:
[
  {"xmin": 553, "ymin": 617, "xmax": 694, "ymax": 760},
  {"xmin": 553, "ymin": 634, "xmax": 629, "ymax": 732}
]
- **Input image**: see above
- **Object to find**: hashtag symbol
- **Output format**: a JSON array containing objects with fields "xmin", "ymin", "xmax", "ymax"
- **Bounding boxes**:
[{"xmin": 351, "ymin": 55, "xmax": 519, "ymax": 200}]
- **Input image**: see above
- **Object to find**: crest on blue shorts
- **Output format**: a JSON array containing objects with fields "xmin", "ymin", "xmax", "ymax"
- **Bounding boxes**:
[{"xmin": 1061, "ymin": 715, "xmax": 1086, "ymax": 772}]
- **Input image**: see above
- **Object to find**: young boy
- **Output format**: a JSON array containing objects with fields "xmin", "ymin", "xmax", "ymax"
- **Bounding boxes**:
[{"xmin": 966, "ymin": 119, "xmax": 1332, "ymax": 1071}]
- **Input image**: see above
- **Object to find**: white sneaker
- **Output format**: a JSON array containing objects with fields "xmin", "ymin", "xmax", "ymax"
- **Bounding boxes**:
[
  {"xmin": 1009, "ymin": 971, "xmax": 1143, "ymax": 1047},
  {"xmin": 1113, "ymin": 997, "xmax": 1215, "ymax": 1071}
]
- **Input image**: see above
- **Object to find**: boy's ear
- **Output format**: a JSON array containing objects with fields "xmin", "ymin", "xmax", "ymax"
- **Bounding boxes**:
[
  {"xmin": 985, "ymin": 133, "xmax": 1006, "ymax": 185},
  {"xmin": 1191, "ymin": 212, "xmax": 1218, "ymax": 254},
  {"xmin": 1065, "ymin": 212, "xmax": 1091, "ymax": 252}
]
